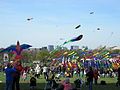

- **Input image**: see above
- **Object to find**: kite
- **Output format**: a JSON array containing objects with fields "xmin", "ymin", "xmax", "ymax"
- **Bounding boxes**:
[
  {"xmin": 60, "ymin": 38, "xmax": 64, "ymax": 40},
  {"xmin": 90, "ymin": 12, "xmax": 94, "ymax": 14},
  {"xmin": 111, "ymin": 32, "xmax": 114, "ymax": 36},
  {"xmin": 97, "ymin": 28, "xmax": 100, "ymax": 30},
  {"xmin": 55, "ymin": 52, "xmax": 61, "ymax": 56},
  {"xmin": 0, "ymin": 41, "xmax": 32, "ymax": 59},
  {"xmin": 78, "ymin": 52, "xmax": 85, "ymax": 56},
  {"xmin": 110, "ymin": 53, "xmax": 120, "ymax": 56},
  {"xmin": 63, "ymin": 35, "xmax": 83, "ymax": 45},
  {"xmin": 27, "ymin": 18, "xmax": 33, "ymax": 21},
  {"xmin": 75, "ymin": 25, "xmax": 81, "ymax": 29}
]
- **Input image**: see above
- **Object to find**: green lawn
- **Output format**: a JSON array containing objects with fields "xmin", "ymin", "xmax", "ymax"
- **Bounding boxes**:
[{"xmin": 0, "ymin": 72, "xmax": 120, "ymax": 90}]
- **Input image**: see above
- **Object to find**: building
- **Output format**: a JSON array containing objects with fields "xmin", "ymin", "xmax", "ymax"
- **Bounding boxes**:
[
  {"xmin": 48, "ymin": 45, "xmax": 54, "ymax": 51},
  {"xmin": 62, "ymin": 47, "xmax": 68, "ymax": 50},
  {"xmin": 41, "ymin": 47, "xmax": 47, "ymax": 50},
  {"xmin": 25, "ymin": 48, "xmax": 40, "ymax": 51},
  {"xmin": 107, "ymin": 46, "xmax": 120, "ymax": 50},
  {"xmin": 71, "ymin": 45, "xmax": 79, "ymax": 50},
  {"xmin": 112, "ymin": 46, "xmax": 120, "ymax": 50}
]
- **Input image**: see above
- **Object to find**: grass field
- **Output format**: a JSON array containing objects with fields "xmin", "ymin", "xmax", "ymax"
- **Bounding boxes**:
[{"xmin": 0, "ymin": 72, "xmax": 120, "ymax": 90}]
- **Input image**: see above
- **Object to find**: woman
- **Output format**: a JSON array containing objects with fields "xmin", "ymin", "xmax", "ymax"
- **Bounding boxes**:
[{"xmin": 61, "ymin": 78, "xmax": 72, "ymax": 90}]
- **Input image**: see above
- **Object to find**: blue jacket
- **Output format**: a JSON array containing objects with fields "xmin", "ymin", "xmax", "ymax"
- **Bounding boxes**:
[{"xmin": 5, "ymin": 67, "xmax": 17, "ymax": 82}]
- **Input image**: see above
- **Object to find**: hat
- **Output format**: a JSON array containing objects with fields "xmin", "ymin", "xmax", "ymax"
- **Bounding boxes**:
[{"xmin": 65, "ymin": 78, "xmax": 70, "ymax": 83}]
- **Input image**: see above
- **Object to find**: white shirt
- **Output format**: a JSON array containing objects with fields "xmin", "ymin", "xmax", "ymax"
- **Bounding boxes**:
[{"xmin": 43, "ymin": 66, "xmax": 48, "ymax": 73}]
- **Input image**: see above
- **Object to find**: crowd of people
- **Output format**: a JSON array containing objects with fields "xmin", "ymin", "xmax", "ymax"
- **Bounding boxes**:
[{"xmin": 0, "ymin": 62, "xmax": 120, "ymax": 90}]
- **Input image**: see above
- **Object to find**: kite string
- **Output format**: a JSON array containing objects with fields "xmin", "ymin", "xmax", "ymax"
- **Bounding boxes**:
[{"xmin": 104, "ymin": 32, "xmax": 114, "ymax": 46}]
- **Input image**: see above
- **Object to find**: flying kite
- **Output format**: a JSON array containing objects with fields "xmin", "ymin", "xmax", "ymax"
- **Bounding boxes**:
[
  {"xmin": 75, "ymin": 25, "xmax": 81, "ymax": 29},
  {"xmin": 90, "ymin": 12, "xmax": 94, "ymax": 14},
  {"xmin": 97, "ymin": 28, "xmax": 100, "ymax": 30},
  {"xmin": 60, "ymin": 38, "xmax": 64, "ymax": 40},
  {"xmin": 63, "ymin": 35, "xmax": 83, "ymax": 45},
  {"xmin": 27, "ymin": 18, "xmax": 33, "ymax": 21},
  {"xmin": 111, "ymin": 32, "xmax": 114, "ymax": 36},
  {"xmin": 0, "ymin": 41, "xmax": 32, "ymax": 59}
]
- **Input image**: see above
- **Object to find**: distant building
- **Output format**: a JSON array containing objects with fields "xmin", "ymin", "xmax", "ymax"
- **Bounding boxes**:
[
  {"xmin": 41, "ymin": 47, "xmax": 47, "ymax": 50},
  {"xmin": 48, "ymin": 45, "xmax": 54, "ymax": 51},
  {"xmin": 25, "ymin": 48, "xmax": 40, "ymax": 51},
  {"xmin": 71, "ymin": 46, "xmax": 79, "ymax": 50},
  {"xmin": 62, "ymin": 47, "xmax": 68, "ymax": 50},
  {"xmin": 111, "ymin": 46, "xmax": 120, "ymax": 50}
]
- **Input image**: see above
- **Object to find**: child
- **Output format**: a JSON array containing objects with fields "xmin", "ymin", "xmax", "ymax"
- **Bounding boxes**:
[
  {"xmin": 30, "ymin": 77, "xmax": 36, "ymax": 90},
  {"xmin": 61, "ymin": 78, "xmax": 72, "ymax": 90},
  {"xmin": 22, "ymin": 71, "xmax": 27, "ymax": 82}
]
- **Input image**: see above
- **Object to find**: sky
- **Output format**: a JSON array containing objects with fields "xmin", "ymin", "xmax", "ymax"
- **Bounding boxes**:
[{"xmin": 0, "ymin": 0, "xmax": 120, "ymax": 49}]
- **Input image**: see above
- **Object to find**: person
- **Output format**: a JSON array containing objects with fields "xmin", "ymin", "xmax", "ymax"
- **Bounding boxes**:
[
  {"xmin": 70, "ymin": 68, "xmax": 74, "ymax": 78},
  {"xmin": 74, "ymin": 78, "xmax": 81, "ymax": 88},
  {"xmin": 65, "ymin": 71, "xmax": 71, "ymax": 78},
  {"xmin": 116, "ymin": 67, "xmax": 120, "ymax": 86},
  {"xmin": 93, "ymin": 69, "xmax": 99, "ymax": 85},
  {"xmin": 5, "ymin": 63, "xmax": 17, "ymax": 90},
  {"xmin": 77, "ymin": 67, "xmax": 81, "ymax": 77},
  {"xmin": 55, "ymin": 72, "xmax": 61, "ymax": 79},
  {"xmin": 48, "ymin": 74, "xmax": 58, "ymax": 89},
  {"xmin": 86, "ymin": 67, "xmax": 94, "ymax": 90},
  {"xmin": 35, "ymin": 64, "xmax": 40, "ymax": 78},
  {"xmin": 43, "ymin": 64, "xmax": 48, "ymax": 80},
  {"xmin": 22, "ymin": 71, "xmax": 27, "ymax": 82},
  {"xmin": 61, "ymin": 78, "xmax": 72, "ymax": 90},
  {"xmin": 30, "ymin": 76, "xmax": 36, "ymax": 90},
  {"xmin": 81, "ymin": 68, "xmax": 84, "ymax": 77},
  {"xmin": 12, "ymin": 62, "xmax": 23, "ymax": 90}
]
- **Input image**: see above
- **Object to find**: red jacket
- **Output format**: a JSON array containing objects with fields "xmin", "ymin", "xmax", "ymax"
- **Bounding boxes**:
[
  {"xmin": 93, "ymin": 70, "xmax": 99, "ymax": 79},
  {"xmin": 14, "ymin": 65, "xmax": 23, "ymax": 78}
]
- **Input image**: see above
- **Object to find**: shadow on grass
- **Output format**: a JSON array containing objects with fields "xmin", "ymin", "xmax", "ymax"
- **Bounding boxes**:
[{"xmin": 0, "ymin": 83, "xmax": 120, "ymax": 90}]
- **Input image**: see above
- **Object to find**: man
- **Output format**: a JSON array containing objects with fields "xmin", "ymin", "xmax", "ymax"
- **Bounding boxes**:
[
  {"xmin": 93, "ymin": 69, "xmax": 99, "ymax": 85},
  {"xmin": 43, "ymin": 64, "xmax": 48, "ymax": 80},
  {"xmin": 5, "ymin": 63, "xmax": 16, "ymax": 90},
  {"xmin": 116, "ymin": 67, "xmax": 120, "ymax": 86},
  {"xmin": 86, "ymin": 67, "xmax": 94, "ymax": 90},
  {"xmin": 35, "ymin": 64, "xmax": 40, "ymax": 78},
  {"xmin": 12, "ymin": 62, "xmax": 23, "ymax": 90}
]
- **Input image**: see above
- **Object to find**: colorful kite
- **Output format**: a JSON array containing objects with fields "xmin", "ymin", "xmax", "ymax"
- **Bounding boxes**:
[
  {"xmin": 63, "ymin": 35, "xmax": 83, "ymax": 45},
  {"xmin": 0, "ymin": 41, "xmax": 32, "ymax": 59},
  {"xmin": 75, "ymin": 25, "xmax": 81, "ymax": 29}
]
